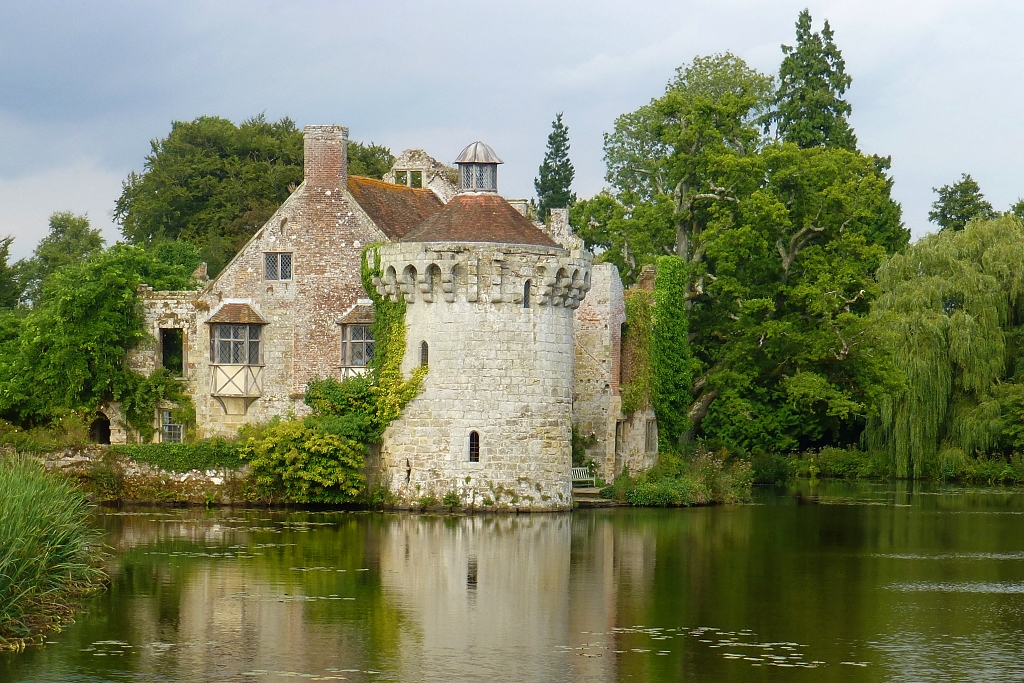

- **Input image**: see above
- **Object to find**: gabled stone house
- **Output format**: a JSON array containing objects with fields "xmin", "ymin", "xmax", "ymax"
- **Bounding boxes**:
[{"xmin": 113, "ymin": 125, "xmax": 657, "ymax": 506}]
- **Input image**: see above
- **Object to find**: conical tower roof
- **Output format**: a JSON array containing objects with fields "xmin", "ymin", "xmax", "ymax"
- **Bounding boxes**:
[
  {"xmin": 401, "ymin": 193, "xmax": 559, "ymax": 248},
  {"xmin": 454, "ymin": 141, "xmax": 503, "ymax": 164}
]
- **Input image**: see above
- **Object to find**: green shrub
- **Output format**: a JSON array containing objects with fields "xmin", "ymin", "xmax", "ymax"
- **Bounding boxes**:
[
  {"xmin": 418, "ymin": 495, "xmax": 439, "ymax": 509},
  {"xmin": 604, "ymin": 448, "xmax": 752, "ymax": 507},
  {"xmin": 113, "ymin": 438, "xmax": 244, "ymax": 473},
  {"xmin": 751, "ymin": 452, "xmax": 793, "ymax": 485},
  {"xmin": 239, "ymin": 418, "xmax": 365, "ymax": 504},
  {"xmin": 442, "ymin": 491, "xmax": 461, "ymax": 509},
  {"xmin": 0, "ymin": 412, "xmax": 91, "ymax": 452},
  {"xmin": 0, "ymin": 456, "xmax": 105, "ymax": 647}
]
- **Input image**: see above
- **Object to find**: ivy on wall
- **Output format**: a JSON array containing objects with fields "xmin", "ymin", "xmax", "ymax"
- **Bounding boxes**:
[
  {"xmin": 360, "ymin": 245, "xmax": 427, "ymax": 426},
  {"xmin": 651, "ymin": 256, "xmax": 694, "ymax": 448},
  {"xmin": 620, "ymin": 290, "xmax": 653, "ymax": 415}
]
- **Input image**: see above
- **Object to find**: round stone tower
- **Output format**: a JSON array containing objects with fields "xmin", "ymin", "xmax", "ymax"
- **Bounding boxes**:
[{"xmin": 373, "ymin": 142, "xmax": 592, "ymax": 510}]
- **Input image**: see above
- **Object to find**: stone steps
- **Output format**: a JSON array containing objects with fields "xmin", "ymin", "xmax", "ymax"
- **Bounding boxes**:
[{"xmin": 573, "ymin": 487, "xmax": 628, "ymax": 508}]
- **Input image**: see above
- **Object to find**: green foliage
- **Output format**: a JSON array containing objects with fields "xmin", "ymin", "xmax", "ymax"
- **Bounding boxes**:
[
  {"xmin": 417, "ymin": 495, "xmax": 439, "ymax": 509},
  {"xmin": 534, "ymin": 112, "xmax": 576, "ymax": 219},
  {"xmin": 620, "ymin": 290, "xmax": 653, "ymax": 414},
  {"xmin": 115, "ymin": 115, "xmax": 304, "ymax": 276},
  {"xmin": 602, "ymin": 449, "xmax": 752, "ymax": 507},
  {"xmin": 571, "ymin": 425, "xmax": 597, "ymax": 468},
  {"xmin": 0, "ymin": 455, "xmax": 105, "ymax": 646},
  {"xmin": 0, "ymin": 413, "xmax": 90, "ymax": 452},
  {"xmin": 16, "ymin": 212, "xmax": 105, "ymax": 306},
  {"xmin": 304, "ymin": 375, "xmax": 379, "ymax": 443},
  {"xmin": 360, "ymin": 245, "xmax": 427, "ymax": 424},
  {"xmin": 770, "ymin": 9, "xmax": 856, "ymax": 150},
  {"xmin": 0, "ymin": 236, "xmax": 19, "ymax": 310},
  {"xmin": 239, "ymin": 417, "xmax": 366, "ymax": 504},
  {"xmin": 0, "ymin": 245, "xmax": 195, "ymax": 429},
  {"xmin": 651, "ymin": 257, "xmax": 692, "ymax": 445},
  {"xmin": 442, "ymin": 490, "xmax": 461, "ymax": 509},
  {"xmin": 112, "ymin": 439, "xmax": 244, "ymax": 473},
  {"xmin": 348, "ymin": 141, "xmax": 395, "ymax": 180},
  {"xmin": 929, "ymin": 173, "xmax": 997, "ymax": 232},
  {"xmin": 867, "ymin": 215, "xmax": 1024, "ymax": 477}
]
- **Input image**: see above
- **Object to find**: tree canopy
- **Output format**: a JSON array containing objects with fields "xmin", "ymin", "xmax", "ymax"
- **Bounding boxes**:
[
  {"xmin": 769, "ymin": 9, "xmax": 856, "ymax": 151},
  {"xmin": 17, "ymin": 212, "xmax": 105, "ymax": 306},
  {"xmin": 928, "ymin": 173, "xmax": 997, "ymax": 232},
  {"xmin": 0, "ymin": 237, "xmax": 18, "ymax": 310},
  {"xmin": 534, "ymin": 113, "xmax": 576, "ymax": 219},
  {"xmin": 867, "ymin": 215, "xmax": 1024, "ymax": 477},
  {"xmin": 0, "ymin": 245, "xmax": 194, "ymax": 428},
  {"xmin": 114, "ymin": 115, "xmax": 394, "ymax": 276},
  {"xmin": 574, "ymin": 43, "xmax": 907, "ymax": 454}
]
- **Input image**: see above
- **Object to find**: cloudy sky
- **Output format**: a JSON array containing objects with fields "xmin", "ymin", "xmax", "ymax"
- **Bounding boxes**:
[{"xmin": 1, "ymin": 0, "xmax": 1021, "ymax": 258}]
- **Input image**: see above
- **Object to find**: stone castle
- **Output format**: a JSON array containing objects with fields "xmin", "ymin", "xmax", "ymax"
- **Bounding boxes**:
[{"xmin": 107, "ymin": 125, "xmax": 657, "ymax": 509}]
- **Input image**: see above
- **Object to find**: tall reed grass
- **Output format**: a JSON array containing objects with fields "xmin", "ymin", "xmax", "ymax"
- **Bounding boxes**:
[{"xmin": 0, "ymin": 455, "xmax": 105, "ymax": 649}]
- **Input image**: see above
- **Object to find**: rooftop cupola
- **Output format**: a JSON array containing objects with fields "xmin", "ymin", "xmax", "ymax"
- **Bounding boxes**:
[{"xmin": 454, "ymin": 141, "xmax": 502, "ymax": 193}]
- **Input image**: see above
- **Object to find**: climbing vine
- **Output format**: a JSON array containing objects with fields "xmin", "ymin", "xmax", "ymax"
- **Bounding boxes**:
[
  {"xmin": 651, "ymin": 256, "xmax": 694, "ymax": 448},
  {"xmin": 360, "ymin": 244, "xmax": 427, "ymax": 425},
  {"xmin": 620, "ymin": 290, "xmax": 653, "ymax": 415}
]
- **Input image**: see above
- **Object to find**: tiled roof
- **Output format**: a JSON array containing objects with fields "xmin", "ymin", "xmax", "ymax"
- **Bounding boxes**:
[
  {"xmin": 347, "ymin": 176, "xmax": 444, "ymax": 240},
  {"xmin": 400, "ymin": 193, "xmax": 561, "ymax": 248},
  {"xmin": 338, "ymin": 300, "xmax": 374, "ymax": 325},
  {"xmin": 207, "ymin": 303, "xmax": 267, "ymax": 325}
]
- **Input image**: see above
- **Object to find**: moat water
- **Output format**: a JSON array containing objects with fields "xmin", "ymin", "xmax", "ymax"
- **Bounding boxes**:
[{"xmin": 4, "ymin": 481, "xmax": 1024, "ymax": 682}]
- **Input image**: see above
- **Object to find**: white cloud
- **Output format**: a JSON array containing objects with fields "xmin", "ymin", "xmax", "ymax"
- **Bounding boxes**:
[{"xmin": 0, "ymin": 160, "xmax": 124, "ymax": 260}]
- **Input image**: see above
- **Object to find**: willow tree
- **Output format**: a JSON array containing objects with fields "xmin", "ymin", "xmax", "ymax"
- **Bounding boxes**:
[{"xmin": 867, "ymin": 216, "xmax": 1024, "ymax": 477}]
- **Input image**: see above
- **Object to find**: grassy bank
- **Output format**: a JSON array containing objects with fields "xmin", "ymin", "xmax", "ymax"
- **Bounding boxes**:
[
  {"xmin": 752, "ymin": 447, "xmax": 1024, "ymax": 485},
  {"xmin": 0, "ymin": 456, "xmax": 106, "ymax": 650},
  {"xmin": 601, "ymin": 449, "xmax": 752, "ymax": 506}
]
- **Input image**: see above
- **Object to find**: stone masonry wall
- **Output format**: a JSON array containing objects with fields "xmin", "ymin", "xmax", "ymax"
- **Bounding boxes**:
[
  {"xmin": 374, "ymin": 241, "xmax": 592, "ymax": 510},
  {"xmin": 572, "ymin": 263, "xmax": 624, "ymax": 482}
]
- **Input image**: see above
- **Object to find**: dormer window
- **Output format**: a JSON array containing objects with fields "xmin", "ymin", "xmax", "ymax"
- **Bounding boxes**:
[
  {"xmin": 454, "ymin": 142, "xmax": 502, "ymax": 193},
  {"xmin": 394, "ymin": 170, "xmax": 423, "ymax": 188}
]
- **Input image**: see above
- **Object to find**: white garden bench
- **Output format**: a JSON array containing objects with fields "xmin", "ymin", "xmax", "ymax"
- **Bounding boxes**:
[{"xmin": 572, "ymin": 466, "xmax": 595, "ymax": 487}]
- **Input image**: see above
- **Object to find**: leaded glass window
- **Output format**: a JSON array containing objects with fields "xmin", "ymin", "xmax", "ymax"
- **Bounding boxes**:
[
  {"xmin": 264, "ymin": 253, "xmax": 293, "ymax": 281},
  {"xmin": 341, "ymin": 324, "xmax": 374, "ymax": 367},
  {"xmin": 211, "ymin": 324, "xmax": 262, "ymax": 365},
  {"xmin": 162, "ymin": 410, "xmax": 184, "ymax": 444}
]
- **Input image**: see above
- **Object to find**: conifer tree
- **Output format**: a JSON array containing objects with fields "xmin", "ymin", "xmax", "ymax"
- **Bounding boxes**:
[
  {"xmin": 534, "ymin": 113, "xmax": 576, "ymax": 219},
  {"xmin": 929, "ymin": 173, "xmax": 996, "ymax": 231},
  {"xmin": 771, "ymin": 9, "xmax": 857, "ymax": 151}
]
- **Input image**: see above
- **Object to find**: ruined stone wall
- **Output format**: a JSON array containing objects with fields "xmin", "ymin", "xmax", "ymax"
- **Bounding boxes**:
[
  {"xmin": 572, "ymin": 263, "xmax": 624, "ymax": 482},
  {"xmin": 374, "ymin": 241, "xmax": 591, "ymax": 510},
  {"xmin": 382, "ymin": 149, "xmax": 458, "ymax": 203},
  {"xmin": 185, "ymin": 125, "xmax": 388, "ymax": 437}
]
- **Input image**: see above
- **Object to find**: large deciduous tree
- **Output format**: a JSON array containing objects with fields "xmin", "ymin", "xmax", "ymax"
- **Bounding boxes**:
[
  {"xmin": 17, "ymin": 212, "xmax": 105, "ymax": 306},
  {"xmin": 928, "ymin": 173, "xmax": 996, "ymax": 232},
  {"xmin": 769, "ymin": 9, "xmax": 856, "ymax": 151},
  {"xmin": 535, "ymin": 113, "xmax": 576, "ymax": 219},
  {"xmin": 575, "ymin": 50, "xmax": 907, "ymax": 452},
  {"xmin": 866, "ymin": 216, "xmax": 1024, "ymax": 477},
  {"xmin": 0, "ymin": 246, "xmax": 194, "ymax": 426}
]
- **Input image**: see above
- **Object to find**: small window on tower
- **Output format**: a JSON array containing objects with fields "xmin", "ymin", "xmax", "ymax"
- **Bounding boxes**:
[
  {"xmin": 523, "ymin": 280, "xmax": 531, "ymax": 309},
  {"xmin": 410, "ymin": 170, "xmax": 423, "ymax": 188},
  {"xmin": 469, "ymin": 431, "xmax": 480, "ymax": 462},
  {"xmin": 420, "ymin": 340, "xmax": 429, "ymax": 367}
]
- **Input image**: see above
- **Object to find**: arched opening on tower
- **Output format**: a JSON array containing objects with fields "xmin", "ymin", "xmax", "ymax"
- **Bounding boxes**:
[
  {"xmin": 469, "ymin": 431, "xmax": 480, "ymax": 462},
  {"xmin": 420, "ymin": 340, "xmax": 429, "ymax": 367},
  {"xmin": 523, "ymin": 279, "xmax": 531, "ymax": 308}
]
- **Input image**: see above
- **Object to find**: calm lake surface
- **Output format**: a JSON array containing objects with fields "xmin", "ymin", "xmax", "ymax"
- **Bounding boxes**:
[{"xmin": 4, "ymin": 481, "xmax": 1024, "ymax": 682}]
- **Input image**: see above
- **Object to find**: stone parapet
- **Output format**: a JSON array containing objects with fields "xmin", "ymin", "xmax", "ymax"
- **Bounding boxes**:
[{"xmin": 372, "ymin": 242, "xmax": 592, "ymax": 310}]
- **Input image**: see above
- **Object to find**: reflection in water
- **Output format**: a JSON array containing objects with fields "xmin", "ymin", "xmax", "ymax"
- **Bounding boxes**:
[{"xmin": 3, "ymin": 481, "xmax": 1024, "ymax": 682}]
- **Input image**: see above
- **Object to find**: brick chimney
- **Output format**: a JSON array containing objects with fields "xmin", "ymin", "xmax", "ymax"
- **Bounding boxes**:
[{"xmin": 303, "ymin": 125, "xmax": 348, "ymax": 189}]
